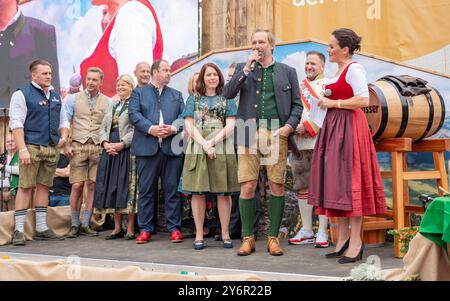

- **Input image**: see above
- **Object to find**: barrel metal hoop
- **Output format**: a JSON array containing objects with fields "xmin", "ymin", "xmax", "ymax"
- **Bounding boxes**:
[
  {"xmin": 384, "ymin": 80, "xmax": 409, "ymax": 138},
  {"xmin": 370, "ymin": 84, "xmax": 388, "ymax": 141},
  {"xmin": 417, "ymin": 92, "xmax": 435, "ymax": 141},
  {"xmin": 434, "ymin": 88, "xmax": 446, "ymax": 135}
]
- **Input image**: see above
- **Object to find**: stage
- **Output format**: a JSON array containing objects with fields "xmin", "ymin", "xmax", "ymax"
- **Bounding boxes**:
[{"xmin": 0, "ymin": 231, "xmax": 403, "ymax": 281}]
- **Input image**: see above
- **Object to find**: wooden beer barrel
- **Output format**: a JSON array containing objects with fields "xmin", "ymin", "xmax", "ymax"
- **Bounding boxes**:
[
  {"xmin": 362, "ymin": 217, "xmax": 387, "ymax": 248},
  {"xmin": 364, "ymin": 78, "xmax": 445, "ymax": 142}
]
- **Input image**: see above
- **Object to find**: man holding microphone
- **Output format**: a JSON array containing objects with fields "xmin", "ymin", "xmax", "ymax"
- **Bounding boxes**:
[{"xmin": 224, "ymin": 29, "xmax": 302, "ymax": 256}]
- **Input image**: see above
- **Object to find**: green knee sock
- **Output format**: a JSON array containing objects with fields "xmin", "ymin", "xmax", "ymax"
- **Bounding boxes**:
[
  {"xmin": 239, "ymin": 198, "xmax": 256, "ymax": 237},
  {"xmin": 268, "ymin": 195, "xmax": 285, "ymax": 237}
]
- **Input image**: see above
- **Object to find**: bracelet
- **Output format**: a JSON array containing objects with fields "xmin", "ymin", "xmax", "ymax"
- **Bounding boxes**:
[{"xmin": 19, "ymin": 148, "xmax": 28, "ymax": 153}]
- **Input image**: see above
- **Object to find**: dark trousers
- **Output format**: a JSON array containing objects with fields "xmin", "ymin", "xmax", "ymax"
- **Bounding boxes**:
[{"xmin": 136, "ymin": 151, "xmax": 183, "ymax": 233}]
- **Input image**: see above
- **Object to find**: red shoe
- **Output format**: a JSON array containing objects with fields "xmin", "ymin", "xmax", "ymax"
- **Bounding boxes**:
[
  {"xmin": 135, "ymin": 231, "xmax": 151, "ymax": 244},
  {"xmin": 170, "ymin": 230, "xmax": 183, "ymax": 243}
]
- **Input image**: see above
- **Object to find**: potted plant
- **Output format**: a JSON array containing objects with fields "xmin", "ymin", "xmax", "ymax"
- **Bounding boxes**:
[{"xmin": 388, "ymin": 226, "xmax": 420, "ymax": 254}]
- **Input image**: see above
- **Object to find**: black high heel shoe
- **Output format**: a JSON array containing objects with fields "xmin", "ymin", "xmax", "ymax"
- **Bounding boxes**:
[
  {"xmin": 338, "ymin": 243, "xmax": 365, "ymax": 264},
  {"xmin": 325, "ymin": 238, "xmax": 350, "ymax": 258}
]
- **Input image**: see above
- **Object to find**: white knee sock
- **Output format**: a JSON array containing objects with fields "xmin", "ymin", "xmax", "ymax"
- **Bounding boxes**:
[
  {"xmin": 35, "ymin": 207, "xmax": 49, "ymax": 232},
  {"xmin": 318, "ymin": 215, "xmax": 329, "ymax": 233},
  {"xmin": 14, "ymin": 209, "xmax": 27, "ymax": 233},
  {"xmin": 298, "ymin": 192, "xmax": 313, "ymax": 233}
]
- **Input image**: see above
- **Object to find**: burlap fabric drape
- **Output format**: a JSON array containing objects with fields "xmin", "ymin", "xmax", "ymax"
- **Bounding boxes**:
[
  {"xmin": 0, "ymin": 206, "xmax": 104, "ymax": 246},
  {"xmin": 382, "ymin": 233, "xmax": 450, "ymax": 281},
  {"xmin": 0, "ymin": 259, "xmax": 263, "ymax": 281}
]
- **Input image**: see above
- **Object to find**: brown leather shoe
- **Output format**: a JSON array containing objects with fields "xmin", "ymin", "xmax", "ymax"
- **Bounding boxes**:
[
  {"xmin": 267, "ymin": 236, "xmax": 284, "ymax": 256},
  {"xmin": 237, "ymin": 235, "xmax": 256, "ymax": 256}
]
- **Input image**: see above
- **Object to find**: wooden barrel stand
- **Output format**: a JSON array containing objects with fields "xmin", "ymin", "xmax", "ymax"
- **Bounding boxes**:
[{"xmin": 373, "ymin": 138, "xmax": 449, "ymax": 257}]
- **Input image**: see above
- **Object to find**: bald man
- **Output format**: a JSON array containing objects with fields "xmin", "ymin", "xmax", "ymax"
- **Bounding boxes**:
[
  {"xmin": 134, "ymin": 61, "xmax": 158, "ymax": 234},
  {"xmin": 134, "ymin": 62, "xmax": 151, "ymax": 87}
]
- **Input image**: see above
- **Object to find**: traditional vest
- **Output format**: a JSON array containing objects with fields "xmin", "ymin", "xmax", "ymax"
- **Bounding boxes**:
[
  {"xmin": 80, "ymin": 0, "xmax": 163, "ymax": 97},
  {"xmin": 71, "ymin": 91, "xmax": 110, "ymax": 144},
  {"xmin": 20, "ymin": 83, "xmax": 61, "ymax": 146},
  {"xmin": 257, "ymin": 63, "xmax": 278, "ymax": 129}
]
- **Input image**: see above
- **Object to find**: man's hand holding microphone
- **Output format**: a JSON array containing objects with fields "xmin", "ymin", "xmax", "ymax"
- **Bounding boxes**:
[{"xmin": 243, "ymin": 50, "xmax": 262, "ymax": 73}]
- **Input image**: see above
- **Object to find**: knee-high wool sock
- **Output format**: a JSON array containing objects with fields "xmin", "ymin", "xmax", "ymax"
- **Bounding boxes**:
[
  {"xmin": 268, "ymin": 195, "xmax": 285, "ymax": 237},
  {"xmin": 239, "ymin": 198, "xmax": 256, "ymax": 237},
  {"xmin": 298, "ymin": 191, "xmax": 313, "ymax": 233}
]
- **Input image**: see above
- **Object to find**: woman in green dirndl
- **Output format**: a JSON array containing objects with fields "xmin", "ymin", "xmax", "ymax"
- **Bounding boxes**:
[{"xmin": 182, "ymin": 63, "xmax": 239, "ymax": 250}]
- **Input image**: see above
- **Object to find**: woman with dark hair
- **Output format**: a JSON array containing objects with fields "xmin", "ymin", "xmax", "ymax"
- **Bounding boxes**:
[
  {"xmin": 308, "ymin": 28, "xmax": 386, "ymax": 264},
  {"xmin": 182, "ymin": 63, "xmax": 239, "ymax": 250},
  {"xmin": 181, "ymin": 72, "xmax": 219, "ymax": 239}
]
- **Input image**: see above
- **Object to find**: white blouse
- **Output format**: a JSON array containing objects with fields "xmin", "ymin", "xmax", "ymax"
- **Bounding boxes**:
[{"xmin": 326, "ymin": 63, "xmax": 369, "ymax": 98}]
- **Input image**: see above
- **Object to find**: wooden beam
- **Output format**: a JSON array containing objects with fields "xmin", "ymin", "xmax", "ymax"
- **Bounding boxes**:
[
  {"xmin": 363, "ymin": 220, "xmax": 394, "ymax": 231},
  {"xmin": 373, "ymin": 210, "xmax": 394, "ymax": 218},
  {"xmin": 391, "ymin": 151, "xmax": 405, "ymax": 257},
  {"xmin": 255, "ymin": 0, "xmax": 274, "ymax": 31},
  {"xmin": 402, "ymin": 170, "xmax": 442, "ymax": 180},
  {"xmin": 226, "ymin": 0, "xmax": 237, "ymax": 48},
  {"xmin": 235, "ymin": 0, "xmax": 248, "ymax": 47},
  {"xmin": 246, "ymin": 0, "xmax": 257, "ymax": 42},
  {"xmin": 381, "ymin": 171, "xmax": 392, "ymax": 179},
  {"xmin": 404, "ymin": 205, "xmax": 425, "ymax": 214},
  {"xmin": 412, "ymin": 139, "xmax": 450, "ymax": 152},
  {"xmin": 201, "ymin": 0, "xmax": 227, "ymax": 54},
  {"xmin": 433, "ymin": 151, "xmax": 449, "ymax": 194},
  {"xmin": 403, "ymin": 155, "xmax": 411, "ymax": 227},
  {"xmin": 202, "ymin": 0, "xmax": 275, "ymax": 53},
  {"xmin": 375, "ymin": 138, "xmax": 412, "ymax": 152}
]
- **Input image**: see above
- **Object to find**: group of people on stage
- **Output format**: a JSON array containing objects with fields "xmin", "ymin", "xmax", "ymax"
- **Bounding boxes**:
[{"xmin": 7, "ymin": 27, "xmax": 386, "ymax": 264}]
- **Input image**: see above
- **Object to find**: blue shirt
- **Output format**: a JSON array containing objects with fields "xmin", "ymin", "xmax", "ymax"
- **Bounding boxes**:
[{"xmin": 65, "ymin": 90, "xmax": 100, "ymax": 122}]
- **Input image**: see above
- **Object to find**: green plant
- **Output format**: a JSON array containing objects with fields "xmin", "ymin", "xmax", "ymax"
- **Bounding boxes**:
[{"xmin": 388, "ymin": 226, "xmax": 420, "ymax": 254}]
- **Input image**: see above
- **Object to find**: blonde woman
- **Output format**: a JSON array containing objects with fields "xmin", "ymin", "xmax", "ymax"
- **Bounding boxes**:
[
  {"xmin": 94, "ymin": 74, "xmax": 137, "ymax": 240},
  {"xmin": 187, "ymin": 72, "xmax": 199, "ymax": 96}
]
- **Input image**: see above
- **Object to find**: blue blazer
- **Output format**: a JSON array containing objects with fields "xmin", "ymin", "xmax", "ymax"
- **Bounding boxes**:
[{"xmin": 128, "ymin": 84, "xmax": 184, "ymax": 157}]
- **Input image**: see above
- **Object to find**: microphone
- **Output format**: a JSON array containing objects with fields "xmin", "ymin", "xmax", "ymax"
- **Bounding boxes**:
[
  {"xmin": 324, "ymin": 89, "xmax": 332, "ymax": 97},
  {"xmin": 250, "ymin": 51, "xmax": 262, "ymax": 71}
]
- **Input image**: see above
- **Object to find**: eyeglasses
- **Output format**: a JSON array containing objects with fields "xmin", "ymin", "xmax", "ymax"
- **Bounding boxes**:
[{"xmin": 39, "ymin": 99, "xmax": 48, "ymax": 107}]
